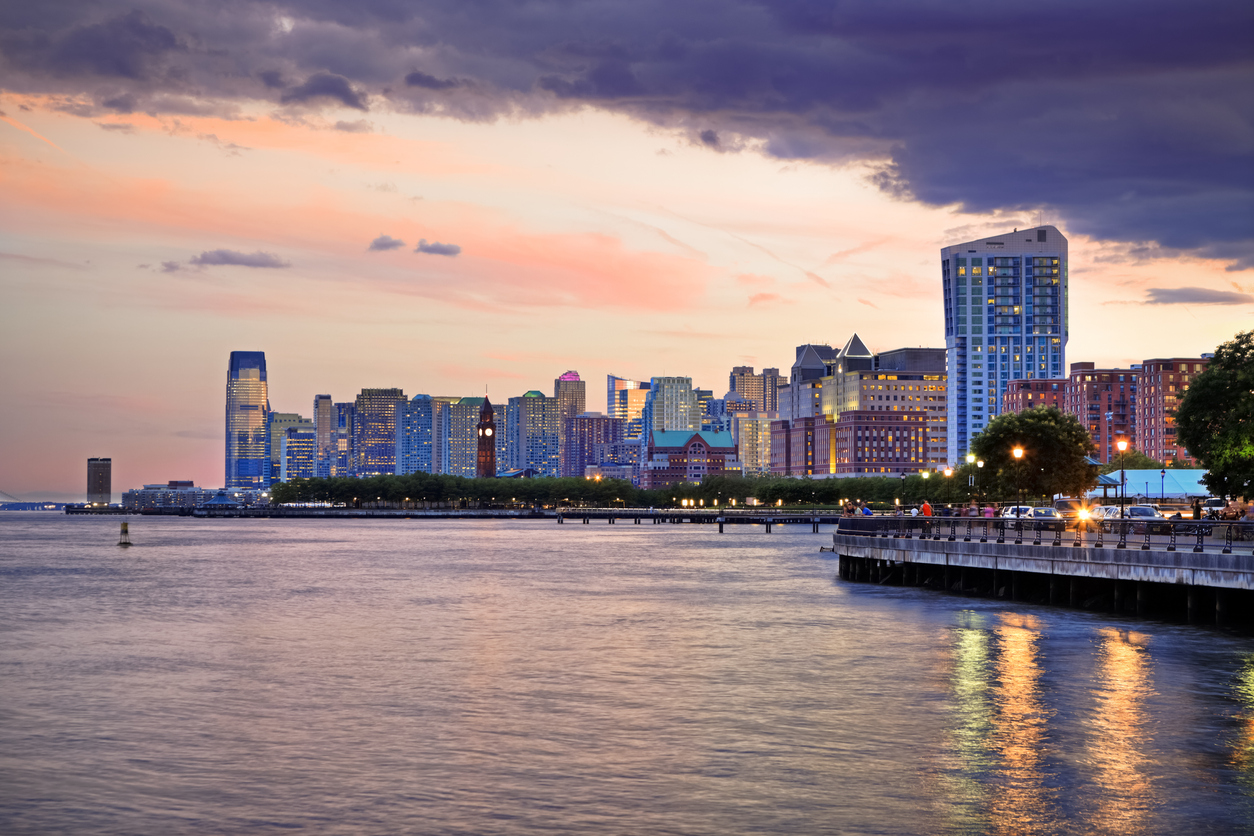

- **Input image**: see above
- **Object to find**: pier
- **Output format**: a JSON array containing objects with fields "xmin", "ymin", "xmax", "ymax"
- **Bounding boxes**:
[{"xmin": 833, "ymin": 516, "xmax": 1254, "ymax": 627}]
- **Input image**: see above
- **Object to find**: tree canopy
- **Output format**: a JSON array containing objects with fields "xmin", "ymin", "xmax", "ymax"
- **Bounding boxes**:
[
  {"xmin": 1177, "ymin": 329, "xmax": 1254, "ymax": 499},
  {"xmin": 969, "ymin": 406, "xmax": 1097, "ymax": 499}
]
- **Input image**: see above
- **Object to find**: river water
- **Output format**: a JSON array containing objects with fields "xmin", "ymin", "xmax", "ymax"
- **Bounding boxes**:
[{"xmin": 2, "ymin": 513, "xmax": 1252, "ymax": 834}]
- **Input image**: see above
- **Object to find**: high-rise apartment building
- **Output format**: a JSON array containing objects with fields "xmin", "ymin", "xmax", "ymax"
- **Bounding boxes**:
[
  {"xmin": 331, "ymin": 401, "xmax": 356, "ymax": 477},
  {"xmin": 554, "ymin": 371, "xmax": 586, "ymax": 477},
  {"xmin": 447, "ymin": 397, "xmax": 485, "ymax": 477},
  {"xmin": 729, "ymin": 366, "xmax": 783, "ymax": 412},
  {"xmin": 353, "ymin": 388, "xmax": 407, "ymax": 476},
  {"xmin": 1135, "ymin": 357, "xmax": 1209, "ymax": 466},
  {"xmin": 87, "ymin": 457, "xmax": 111, "ymax": 504},
  {"xmin": 225, "ymin": 351, "xmax": 269, "ymax": 489},
  {"xmin": 508, "ymin": 391, "xmax": 560, "ymax": 476},
  {"xmin": 942, "ymin": 225, "xmax": 1068, "ymax": 463},
  {"xmin": 395, "ymin": 395, "xmax": 435, "ymax": 475},
  {"xmin": 641, "ymin": 377, "xmax": 700, "ymax": 436},
  {"xmin": 732, "ymin": 413, "xmax": 775, "ymax": 476},
  {"xmin": 268, "ymin": 412, "xmax": 313, "ymax": 485},
  {"xmin": 570, "ymin": 412, "xmax": 627, "ymax": 477},
  {"xmin": 615, "ymin": 385, "xmax": 650, "ymax": 440},
  {"xmin": 607, "ymin": 375, "xmax": 642, "ymax": 416},
  {"xmin": 1064, "ymin": 363, "xmax": 1138, "ymax": 463}
]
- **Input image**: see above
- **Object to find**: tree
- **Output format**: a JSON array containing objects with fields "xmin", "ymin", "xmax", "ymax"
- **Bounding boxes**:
[
  {"xmin": 1099, "ymin": 450, "xmax": 1164, "ymax": 474},
  {"xmin": 969, "ymin": 406, "xmax": 1096, "ymax": 500},
  {"xmin": 1177, "ymin": 330, "xmax": 1254, "ymax": 499}
]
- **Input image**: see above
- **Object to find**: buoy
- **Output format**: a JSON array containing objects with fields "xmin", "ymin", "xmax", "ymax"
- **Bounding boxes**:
[{"xmin": 118, "ymin": 521, "xmax": 131, "ymax": 547}]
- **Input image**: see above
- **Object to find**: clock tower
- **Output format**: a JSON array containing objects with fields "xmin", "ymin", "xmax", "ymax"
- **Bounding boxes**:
[{"xmin": 476, "ymin": 396, "xmax": 496, "ymax": 478}]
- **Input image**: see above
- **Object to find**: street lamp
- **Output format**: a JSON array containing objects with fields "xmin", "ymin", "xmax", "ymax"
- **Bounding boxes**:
[
  {"xmin": 1012, "ymin": 447, "xmax": 1025, "ymax": 515},
  {"xmin": 1160, "ymin": 468, "xmax": 1166, "ymax": 502},
  {"xmin": 1116, "ymin": 438, "xmax": 1128, "ymax": 517},
  {"xmin": 977, "ymin": 460, "xmax": 984, "ymax": 506},
  {"xmin": 944, "ymin": 467, "xmax": 953, "ymax": 509},
  {"xmin": 922, "ymin": 470, "xmax": 930, "ymax": 506}
]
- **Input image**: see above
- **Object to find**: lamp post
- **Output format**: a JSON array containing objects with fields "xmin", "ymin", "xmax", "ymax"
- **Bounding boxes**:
[
  {"xmin": 1012, "ymin": 447, "xmax": 1025, "ymax": 516},
  {"xmin": 922, "ymin": 470, "xmax": 930, "ymax": 506},
  {"xmin": 977, "ymin": 460, "xmax": 984, "ymax": 506},
  {"xmin": 1116, "ymin": 438, "xmax": 1128, "ymax": 518},
  {"xmin": 966, "ymin": 453, "xmax": 976, "ymax": 504},
  {"xmin": 1160, "ymin": 468, "xmax": 1166, "ymax": 502},
  {"xmin": 944, "ymin": 467, "xmax": 953, "ymax": 509}
]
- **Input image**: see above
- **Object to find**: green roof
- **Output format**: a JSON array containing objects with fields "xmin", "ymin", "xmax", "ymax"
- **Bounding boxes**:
[{"xmin": 650, "ymin": 430, "xmax": 735, "ymax": 448}]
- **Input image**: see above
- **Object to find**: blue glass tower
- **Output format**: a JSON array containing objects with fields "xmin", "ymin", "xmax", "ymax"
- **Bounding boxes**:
[{"xmin": 225, "ymin": 351, "xmax": 269, "ymax": 489}]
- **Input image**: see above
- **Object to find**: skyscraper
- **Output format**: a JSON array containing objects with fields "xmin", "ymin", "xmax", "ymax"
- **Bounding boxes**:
[
  {"xmin": 555, "ymin": 371, "xmax": 586, "ymax": 477},
  {"xmin": 396, "ymin": 395, "xmax": 435, "ymax": 475},
  {"xmin": 447, "ymin": 397, "xmax": 485, "ymax": 477},
  {"xmin": 607, "ymin": 375, "xmax": 642, "ymax": 417},
  {"xmin": 280, "ymin": 428, "xmax": 317, "ymax": 482},
  {"xmin": 508, "ymin": 391, "xmax": 560, "ymax": 476},
  {"xmin": 225, "ymin": 351, "xmax": 269, "ymax": 489},
  {"xmin": 268, "ymin": 412, "xmax": 313, "ymax": 485},
  {"xmin": 87, "ymin": 457, "xmax": 111, "ymax": 504},
  {"xmin": 729, "ymin": 366, "xmax": 783, "ymax": 412},
  {"xmin": 313, "ymin": 394, "xmax": 334, "ymax": 476},
  {"xmin": 353, "ymin": 388, "xmax": 407, "ymax": 476},
  {"xmin": 942, "ymin": 225, "xmax": 1068, "ymax": 463}
]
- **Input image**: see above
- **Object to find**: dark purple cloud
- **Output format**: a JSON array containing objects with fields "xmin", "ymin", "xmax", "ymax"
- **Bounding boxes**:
[
  {"xmin": 1, "ymin": 0, "xmax": 1250, "ymax": 266},
  {"xmin": 189, "ymin": 249, "xmax": 289, "ymax": 268},
  {"xmin": 280, "ymin": 72, "xmax": 367, "ymax": 110},
  {"xmin": 415, "ymin": 239, "xmax": 461, "ymax": 256},
  {"xmin": 368, "ymin": 234, "xmax": 405, "ymax": 251},
  {"xmin": 1146, "ymin": 287, "xmax": 1254, "ymax": 305}
]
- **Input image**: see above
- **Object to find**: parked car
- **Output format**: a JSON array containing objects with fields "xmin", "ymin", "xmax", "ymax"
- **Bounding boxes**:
[
  {"xmin": 1053, "ymin": 498, "xmax": 1089, "ymax": 522},
  {"xmin": 1028, "ymin": 506, "xmax": 1066, "ymax": 531},
  {"xmin": 1127, "ymin": 504, "xmax": 1170, "ymax": 535},
  {"xmin": 1001, "ymin": 505, "xmax": 1034, "ymax": 518}
]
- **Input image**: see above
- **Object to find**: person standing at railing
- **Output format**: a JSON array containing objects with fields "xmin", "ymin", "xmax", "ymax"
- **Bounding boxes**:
[
  {"xmin": 921, "ymin": 500, "xmax": 933, "ymax": 517},
  {"xmin": 983, "ymin": 502, "xmax": 996, "ymax": 518},
  {"xmin": 1192, "ymin": 498, "xmax": 1203, "ymax": 521}
]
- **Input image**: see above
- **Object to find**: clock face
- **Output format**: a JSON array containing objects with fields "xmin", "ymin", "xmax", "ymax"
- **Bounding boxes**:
[{"xmin": 485, "ymin": 428, "xmax": 493, "ymax": 437}]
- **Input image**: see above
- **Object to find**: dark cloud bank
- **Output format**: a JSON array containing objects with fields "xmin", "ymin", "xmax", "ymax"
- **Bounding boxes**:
[{"xmin": 2, "ymin": 1, "xmax": 1251, "ymax": 267}]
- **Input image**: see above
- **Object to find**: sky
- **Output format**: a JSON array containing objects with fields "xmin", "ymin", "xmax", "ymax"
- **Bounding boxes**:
[{"xmin": 1, "ymin": 0, "xmax": 1251, "ymax": 500}]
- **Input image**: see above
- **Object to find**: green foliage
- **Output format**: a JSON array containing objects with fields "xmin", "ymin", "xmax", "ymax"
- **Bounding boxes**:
[
  {"xmin": 1099, "ymin": 450, "xmax": 1164, "ymax": 474},
  {"xmin": 969, "ymin": 406, "xmax": 1097, "ymax": 499},
  {"xmin": 269, "ymin": 470, "xmax": 973, "ymax": 510},
  {"xmin": 1177, "ymin": 330, "xmax": 1254, "ymax": 499}
]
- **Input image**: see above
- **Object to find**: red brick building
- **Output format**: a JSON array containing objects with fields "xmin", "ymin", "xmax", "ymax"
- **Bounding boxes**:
[
  {"xmin": 1135, "ymin": 357, "xmax": 1209, "ymax": 466},
  {"xmin": 770, "ymin": 410, "xmax": 928, "ymax": 476},
  {"xmin": 1064, "ymin": 362, "xmax": 1138, "ymax": 463},
  {"xmin": 1001, "ymin": 378, "xmax": 1066, "ymax": 415},
  {"xmin": 641, "ymin": 430, "xmax": 741, "ymax": 489}
]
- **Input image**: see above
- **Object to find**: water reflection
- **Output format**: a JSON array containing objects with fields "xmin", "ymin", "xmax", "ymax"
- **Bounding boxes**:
[
  {"xmin": 1230, "ymin": 656, "xmax": 1254, "ymax": 778},
  {"xmin": 941, "ymin": 611, "xmax": 994, "ymax": 831},
  {"xmin": 989, "ymin": 613, "xmax": 1054, "ymax": 835},
  {"xmin": 1086, "ymin": 627, "xmax": 1156, "ymax": 834}
]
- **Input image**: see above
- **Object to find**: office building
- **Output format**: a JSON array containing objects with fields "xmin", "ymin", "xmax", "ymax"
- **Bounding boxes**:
[
  {"xmin": 607, "ymin": 375, "xmax": 643, "ymax": 417},
  {"xmin": 396, "ymin": 395, "xmax": 435, "ymax": 475},
  {"xmin": 87, "ymin": 457, "xmax": 111, "ymax": 504},
  {"xmin": 641, "ymin": 430, "xmax": 741, "ymax": 490},
  {"xmin": 555, "ymin": 371, "xmax": 587, "ymax": 477},
  {"xmin": 353, "ymin": 388, "xmax": 407, "ymax": 476},
  {"xmin": 225, "ymin": 351, "xmax": 270, "ymax": 489},
  {"xmin": 268, "ymin": 412, "xmax": 313, "ymax": 485},
  {"xmin": 313, "ymin": 395, "xmax": 334, "ymax": 475},
  {"xmin": 779, "ymin": 344, "xmax": 837, "ymax": 421},
  {"xmin": 508, "ymin": 391, "xmax": 560, "ymax": 477},
  {"xmin": 641, "ymin": 377, "xmax": 701, "ymax": 435},
  {"xmin": 330, "ymin": 401, "xmax": 356, "ymax": 477},
  {"xmin": 732, "ymin": 412, "xmax": 776, "ymax": 477},
  {"xmin": 1135, "ymin": 356, "xmax": 1209, "ymax": 466},
  {"xmin": 942, "ymin": 225, "xmax": 1068, "ymax": 462},
  {"xmin": 615, "ymin": 385, "xmax": 650, "ymax": 440},
  {"xmin": 827, "ymin": 410, "xmax": 930, "ymax": 475},
  {"xmin": 280, "ymin": 428, "xmax": 317, "ymax": 482}
]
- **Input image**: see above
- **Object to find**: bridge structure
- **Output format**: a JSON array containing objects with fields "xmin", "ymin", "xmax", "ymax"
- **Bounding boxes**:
[{"xmin": 833, "ymin": 516, "xmax": 1254, "ymax": 628}]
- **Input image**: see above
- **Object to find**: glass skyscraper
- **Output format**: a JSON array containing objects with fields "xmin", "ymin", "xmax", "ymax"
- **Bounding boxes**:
[
  {"xmin": 942, "ymin": 225, "xmax": 1068, "ymax": 463},
  {"xmin": 225, "ymin": 351, "xmax": 269, "ymax": 489}
]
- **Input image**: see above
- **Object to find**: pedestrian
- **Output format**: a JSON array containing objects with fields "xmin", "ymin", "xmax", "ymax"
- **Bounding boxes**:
[
  {"xmin": 910, "ymin": 507, "xmax": 919, "ymax": 518},
  {"xmin": 984, "ymin": 502, "xmax": 996, "ymax": 518},
  {"xmin": 1192, "ymin": 498, "xmax": 1203, "ymax": 520},
  {"xmin": 920, "ymin": 500, "xmax": 933, "ymax": 517}
]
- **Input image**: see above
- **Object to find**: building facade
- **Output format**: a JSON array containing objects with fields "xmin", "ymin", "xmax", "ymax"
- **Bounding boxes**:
[
  {"xmin": 508, "ymin": 391, "xmax": 560, "ymax": 477},
  {"xmin": 225, "ymin": 351, "xmax": 269, "ymax": 489},
  {"xmin": 942, "ymin": 225, "xmax": 1068, "ymax": 463},
  {"xmin": 446, "ymin": 397, "xmax": 485, "ymax": 478},
  {"xmin": 476, "ymin": 397, "xmax": 497, "ymax": 477},
  {"xmin": 395, "ymin": 395, "xmax": 435, "ymax": 475},
  {"xmin": 87, "ymin": 457, "xmax": 111, "ymax": 504},
  {"xmin": 641, "ymin": 430, "xmax": 741, "ymax": 490},
  {"xmin": 353, "ymin": 388, "xmax": 407, "ymax": 476},
  {"xmin": 829, "ymin": 410, "xmax": 929, "ymax": 475},
  {"xmin": 313, "ymin": 394, "xmax": 334, "ymax": 475},
  {"xmin": 280, "ymin": 428, "xmax": 317, "ymax": 482},
  {"xmin": 267, "ymin": 412, "xmax": 313, "ymax": 485},
  {"xmin": 555, "ymin": 371, "xmax": 587, "ymax": 477},
  {"xmin": 729, "ymin": 366, "xmax": 784, "ymax": 413},
  {"xmin": 1064, "ymin": 363, "xmax": 1138, "ymax": 463},
  {"xmin": 1135, "ymin": 357, "xmax": 1209, "ymax": 466},
  {"xmin": 570, "ymin": 412, "xmax": 627, "ymax": 477},
  {"xmin": 1002, "ymin": 378, "xmax": 1066, "ymax": 415}
]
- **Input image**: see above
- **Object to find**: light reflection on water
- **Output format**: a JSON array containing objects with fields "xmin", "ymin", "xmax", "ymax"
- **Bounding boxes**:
[{"xmin": 1, "ymin": 514, "xmax": 1253, "ymax": 835}]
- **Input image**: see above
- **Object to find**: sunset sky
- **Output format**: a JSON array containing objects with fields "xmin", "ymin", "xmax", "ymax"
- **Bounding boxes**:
[{"xmin": 2, "ymin": 0, "xmax": 1251, "ymax": 499}]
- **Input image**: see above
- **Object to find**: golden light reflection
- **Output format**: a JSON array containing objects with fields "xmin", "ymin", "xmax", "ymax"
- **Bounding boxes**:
[
  {"xmin": 989, "ymin": 612, "xmax": 1055, "ymax": 835},
  {"xmin": 934, "ymin": 611, "xmax": 993, "ymax": 833},
  {"xmin": 1228, "ymin": 656, "xmax": 1254, "ymax": 777},
  {"xmin": 1086, "ymin": 627, "xmax": 1156, "ymax": 834}
]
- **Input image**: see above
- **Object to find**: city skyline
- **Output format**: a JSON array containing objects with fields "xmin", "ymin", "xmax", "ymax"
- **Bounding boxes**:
[{"xmin": 2, "ymin": 2, "xmax": 1250, "ymax": 499}]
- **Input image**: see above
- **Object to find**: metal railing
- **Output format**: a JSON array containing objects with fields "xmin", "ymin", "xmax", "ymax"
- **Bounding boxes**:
[{"xmin": 835, "ymin": 515, "xmax": 1254, "ymax": 555}]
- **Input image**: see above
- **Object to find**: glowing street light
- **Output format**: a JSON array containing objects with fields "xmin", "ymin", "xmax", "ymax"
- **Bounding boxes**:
[
  {"xmin": 1116, "ymin": 438, "xmax": 1129, "ymax": 517},
  {"xmin": 1012, "ymin": 447, "xmax": 1025, "ymax": 514}
]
